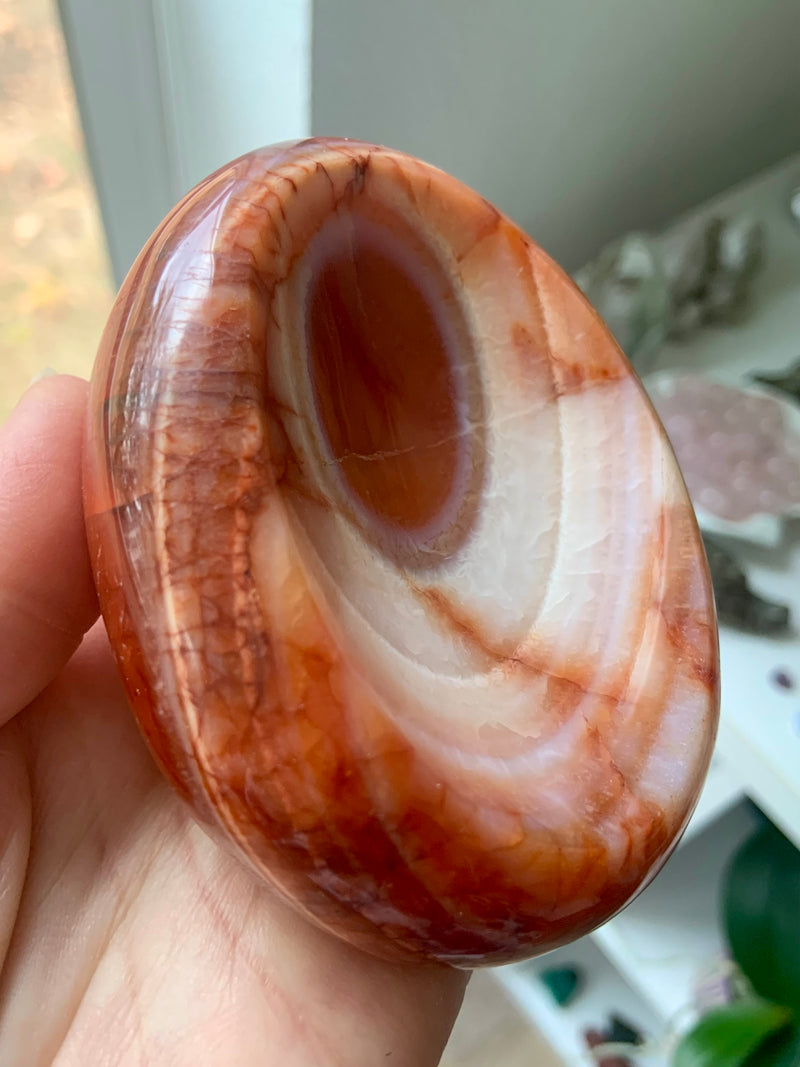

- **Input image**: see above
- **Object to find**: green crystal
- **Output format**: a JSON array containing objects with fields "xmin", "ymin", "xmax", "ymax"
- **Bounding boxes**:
[{"xmin": 539, "ymin": 965, "xmax": 582, "ymax": 1006}]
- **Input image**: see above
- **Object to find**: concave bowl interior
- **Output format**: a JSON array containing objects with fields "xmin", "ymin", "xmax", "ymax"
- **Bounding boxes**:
[{"xmin": 83, "ymin": 138, "xmax": 719, "ymax": 967}]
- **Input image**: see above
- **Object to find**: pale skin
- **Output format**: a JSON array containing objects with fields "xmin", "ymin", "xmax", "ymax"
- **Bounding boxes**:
[{"xmin": 0, "ymin": 375, "xmax": 467, "ymax": 1067}]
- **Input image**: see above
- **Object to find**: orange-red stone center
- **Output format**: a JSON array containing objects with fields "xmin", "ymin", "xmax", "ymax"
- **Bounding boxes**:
[{"xmin": 307, "ymin": 221, "xmax": 461, "ymax": 535}]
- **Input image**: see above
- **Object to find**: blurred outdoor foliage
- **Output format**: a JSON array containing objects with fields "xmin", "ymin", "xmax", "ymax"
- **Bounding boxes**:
[{"xmin": 0, "ymin": 0, "xmax": 112, "ymax": 421}]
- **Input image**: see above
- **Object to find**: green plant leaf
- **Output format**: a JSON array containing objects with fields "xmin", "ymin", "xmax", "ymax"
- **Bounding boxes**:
[
  {"xmin": 724, "ymin": 821, "xmax": 800, "ymax": 1012},
  {"xmin": 673, "ymin": 1002, "xmax": 793, "ymax": 1067},
  {"xmin": 743, "ymin": 1024, "xmax": 800, "ymax": 1067}
]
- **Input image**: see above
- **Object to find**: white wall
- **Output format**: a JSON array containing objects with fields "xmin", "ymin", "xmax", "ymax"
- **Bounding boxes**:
[
  {"xmin": 62, "ymin": 0, "xmax": 797, "ymax": 282},
  {"xmin": 312, "ymin": 0, "xmax": 799, "ymax": 269}
]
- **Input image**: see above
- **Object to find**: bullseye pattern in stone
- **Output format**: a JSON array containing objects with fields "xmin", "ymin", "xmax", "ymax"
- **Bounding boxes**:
[{"xmin": 83, "ymin": 139, "xmax": 719, "ymax": 966}]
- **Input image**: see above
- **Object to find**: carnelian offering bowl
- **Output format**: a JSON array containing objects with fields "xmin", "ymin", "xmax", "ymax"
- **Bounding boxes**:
[{"xmin": 83, "ymin": 139, "xmax": 719, "ymax": 966}]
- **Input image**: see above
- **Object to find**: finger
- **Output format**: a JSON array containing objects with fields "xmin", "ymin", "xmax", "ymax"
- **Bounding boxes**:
[{"xmin": 0, "ymin": 375, "xmax": 99, "ymax": 726}]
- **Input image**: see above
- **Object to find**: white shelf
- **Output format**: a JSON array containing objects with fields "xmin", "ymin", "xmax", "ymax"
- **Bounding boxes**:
[
  {"xmin": 494, "ymin": 938, "xmax": 665, "ymax": 1066},
  {"xmin": 590, "ymin": 802, "xmax": 760, "ymax": 1025},
  {"xmin": 679, "ymin": 755, "xmax": 744, "ymax": 846},
  {"xmin": 718, "ymin": 615, "xmax": 800, "ymax": 848},
  {"xmin": 648, "ymin": 154, "xmax": 800, "ymax": 847}
]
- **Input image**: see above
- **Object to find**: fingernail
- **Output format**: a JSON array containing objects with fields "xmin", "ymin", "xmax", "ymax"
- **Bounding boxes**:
[
  {"xmin": 28, "ymin": 367, "xmax": 59, "ymax": 388},
  {"xmin": 6, "ymin": 368, "xmax": 60, "ymax": 421}
]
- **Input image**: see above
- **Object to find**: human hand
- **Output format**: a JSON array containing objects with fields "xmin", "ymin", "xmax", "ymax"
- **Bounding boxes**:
[{"xmin": 0, "ymin": 375, "xmax": 466, "ymax": 1066}]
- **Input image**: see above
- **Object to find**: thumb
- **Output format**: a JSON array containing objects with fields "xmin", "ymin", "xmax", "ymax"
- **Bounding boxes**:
[{"xmin": 0, "ymin": 375, "xmax": 99, "ymax": 726}]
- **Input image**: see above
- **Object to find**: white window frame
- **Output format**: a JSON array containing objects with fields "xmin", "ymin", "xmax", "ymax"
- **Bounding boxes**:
[{"xmin": 58, "ymin": 0, "xmax": 312, "ymax": 286}]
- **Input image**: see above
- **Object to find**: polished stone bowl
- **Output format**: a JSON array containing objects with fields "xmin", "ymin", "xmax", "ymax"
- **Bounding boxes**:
[{"xmin": 83, "ymin": 139, "xmax": 719, "ymax": 966}]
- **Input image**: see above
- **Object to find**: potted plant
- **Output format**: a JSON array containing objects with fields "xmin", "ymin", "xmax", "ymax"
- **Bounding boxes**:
[{"xmin": 673, "ymin": 817, "xmax": 799, "ymax": 1067}]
